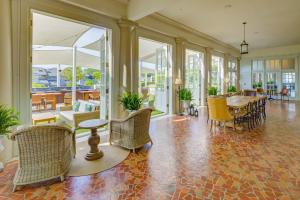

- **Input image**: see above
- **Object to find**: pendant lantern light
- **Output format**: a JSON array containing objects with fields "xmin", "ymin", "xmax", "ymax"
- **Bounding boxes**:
[{"xmin": 240, "ymin": 22, "xmax": 249, "ymax": 54}]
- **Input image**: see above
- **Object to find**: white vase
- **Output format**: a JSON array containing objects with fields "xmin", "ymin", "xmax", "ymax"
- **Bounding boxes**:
[{"xmin": 181, "ymin": 100, "xmax": 191, "ymax": 115}]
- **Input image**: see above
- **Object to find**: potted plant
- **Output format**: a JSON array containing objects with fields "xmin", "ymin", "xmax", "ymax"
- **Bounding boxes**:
[
  {"xmin": 0, "ymin": 105, "xmax": 19, "ymax": 172},
  {"xmin": 257, "ymin": 82, "xmax": 263, "ymax": 88},
  {"xmin": 227, "ymin": 86, "xmax": 237, "ymax": 93},
  {"xmin": 120, "ymin": 92, "xmax": 142, "ymax": 113},
  {"xmin": 179, "ymin": 88, "xmax": 192, "ymax": 115},
  {"xmin": 208, "ymin": 86, "xmax": 218, "ymax": 96}
]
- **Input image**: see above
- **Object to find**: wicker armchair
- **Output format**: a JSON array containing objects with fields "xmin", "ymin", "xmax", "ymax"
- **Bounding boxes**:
[
  {"xmin": 109, "ymin": 108, "xmax": 153, "ymax": 153},
  {"xmin": 10, "ymin": 125, "xmax": 75, "ymax": 192}
]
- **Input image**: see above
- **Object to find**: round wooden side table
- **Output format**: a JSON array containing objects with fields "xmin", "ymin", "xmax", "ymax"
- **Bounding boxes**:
[{"xmin": 78, "ymin": 119, "xmax": 108, "ymax": 161}]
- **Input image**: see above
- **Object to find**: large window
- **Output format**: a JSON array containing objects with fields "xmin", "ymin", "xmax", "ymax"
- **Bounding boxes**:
[
  {"xmin": 228, "ymin": 59, "xmax": 237, "ymax": 87},
  {"xmin": 282, "ymin": 72, "xmax": 296, "ymax": 97},
  {"xmin": 185, "ymin": 49, "xmax": 204, "ymax": 106},
  {"xmin": 252, "ymin": 58, "xmax": 296, "ymax": 98},
  {"xmin": 31, "ymin": 12, "xmax": 112, "ymax": 132},
  {"xmin": 138, "ymin": 38, "xmax": 172, "ymax": 116},
  {"xmin": 252, "ymin": 60, "xmax": 264, "ymax": 88},
  {"xmin": 211, "ymin": 55, "xmax": 224, "ymax": 93}
]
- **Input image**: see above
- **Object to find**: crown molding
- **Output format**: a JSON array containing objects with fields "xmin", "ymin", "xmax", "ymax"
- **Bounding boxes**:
[{"xmin": 149, "ymin": 13, "xmax": 239, "ymax": 53}]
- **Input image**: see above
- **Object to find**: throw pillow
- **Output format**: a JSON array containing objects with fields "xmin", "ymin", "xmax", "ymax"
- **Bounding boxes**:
[
  {"xmin": 85, "ymin": 103, "xmax": 93, "ymax": 112},
  {"xmin": 72, "ymin": 101, "xmax": 80, "ymax": 112}
]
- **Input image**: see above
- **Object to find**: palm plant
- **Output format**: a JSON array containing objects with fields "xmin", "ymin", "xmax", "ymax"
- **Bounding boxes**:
[
  {"xmin": 178, "ymin": 88, "xmax": 192, "ymax": 101},
  {"xmin": 120, "ymin": 92, "xmax": 142, "ymax": 111},
  {"xmin": 227, "ymin": 86, "xmax": 237, "ymax": 93},
  {"xmin": 208, "ymin": 86, "xmax": 218, "ymax": 96},
  {"xmin": 0, "ymin": 105, "xmax": 19, "ymax": 137}
]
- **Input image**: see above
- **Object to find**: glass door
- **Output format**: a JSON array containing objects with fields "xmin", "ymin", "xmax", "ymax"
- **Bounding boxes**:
[
  {"xmin": 185, "ymin": 49, "xmax": 204, "ymax": 106},
  {"xmin": 31, "ymin": 12, "xmax": 111, "ymax": 132},
  {"xmin": 211, "ymin": 55, "xmax": 224, "ymax": 94},
  {"xmin": 138, "ymin": 37, "xmax": 171, "ymax": 116},
  {"xmin": 282, "ymin": 72, "xmax": 296, "ymax": 98}
]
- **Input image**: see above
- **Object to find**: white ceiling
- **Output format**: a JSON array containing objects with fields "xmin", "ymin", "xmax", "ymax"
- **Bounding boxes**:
[{"xmin": 158, "ymin": 0, "xmax": 300, "ymax": 49}]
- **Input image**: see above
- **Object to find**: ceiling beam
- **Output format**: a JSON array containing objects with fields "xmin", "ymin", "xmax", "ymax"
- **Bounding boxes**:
[{"xmin": 128, "ymin": 0, "xmax": 180, "ymax": 21}]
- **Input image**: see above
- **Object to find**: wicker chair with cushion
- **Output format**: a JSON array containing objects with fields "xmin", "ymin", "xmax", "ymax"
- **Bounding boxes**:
[
  {"xmin": 109, "ymin": 108, "xmax": 153, "ymax": 153},
  {"xmin": 10, "ymin": 125, "xmax": 75, "ymax": 192}
]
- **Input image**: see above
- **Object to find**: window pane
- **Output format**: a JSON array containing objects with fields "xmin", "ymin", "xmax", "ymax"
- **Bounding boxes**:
[
  {"xmin": 185, "ymin": 49, "xmax": 204, "ymax": 106},
  {"xmin": 282, "ymin": 72, "xmax": 296, "ymax": 97},
  {"xmin": 253, "ymin": 60, "xmax": 264, "ymax": 71},
  {"xmin": 211, "ymin": 55, "xmax": 224, "ymax": 93},
  {"xmin": 266, "ymin": 59, "xmax": 280, "ymax": 71},
  {"xmin": 282, "ymin": 59, "xmax": 295, "ymax": 70}
]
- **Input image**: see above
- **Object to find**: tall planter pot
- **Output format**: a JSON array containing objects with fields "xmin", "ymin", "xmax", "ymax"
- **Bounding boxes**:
[{"xmin": 181, "ymin": 100, "xmax": 191, "ymax": 115}]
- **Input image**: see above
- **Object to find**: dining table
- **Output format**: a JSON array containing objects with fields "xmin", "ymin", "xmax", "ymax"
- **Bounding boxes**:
[
  {"xmin": 227, "ymin": 95, "xmax": 263, "ymax": 108},
  {"xmin": 226, "ymin": 95, "xmax": 266, "ymax": 131}
]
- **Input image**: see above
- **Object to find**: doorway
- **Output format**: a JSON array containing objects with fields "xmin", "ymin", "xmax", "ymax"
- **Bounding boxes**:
[
  {"xmin": 185, "ymin": 49, "xmax": 204, "ymax": 106},
  {"xmin": 31, "ymin": 12, "xmax": 112, "ymax": 133},
  {"xmin": 138, "ymin": 37, "xmax": 172, "ymax": 116}
]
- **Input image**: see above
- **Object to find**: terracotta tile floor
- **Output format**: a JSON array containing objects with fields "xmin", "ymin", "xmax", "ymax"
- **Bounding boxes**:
[{"xmin": 1, "ymin": 101, "xmax": 300, "ymax": 199}]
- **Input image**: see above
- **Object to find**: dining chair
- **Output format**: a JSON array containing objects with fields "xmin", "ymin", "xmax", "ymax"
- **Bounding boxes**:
[
  {"xmin": 243, "ymin": 90, "xmax": 257, "ymax": 97},
  {"xmin": 279, "ymin": 88, "xmax": 289, "ymax": 101},
  {"xmin": 259, "ymin": 96, "xmax": 267, "ymax": 120},
  {"xmin": 64, "ymin": 93, "xmax": 72, "ymax": 106},
  {"xmin": 207, "ymin": 97, "xmax": 235, "ymax": 133},
  {"xmin": 239, "ymin": 102, "xmax": 253, "ymax": 131},
  {"xmin": 44, "ymin": 94, "xmax": 56, "ymax": 110},
  {"xmin": 256, "ymin": 88, "xmax": 265, "ymax": 95},
  {"xmin": 89, "ymin": 90, "xmax": 100, "ymax": 100},
  {"xmin": 32, "ymin": 95, "xmax": 43, "ymax": 111}
]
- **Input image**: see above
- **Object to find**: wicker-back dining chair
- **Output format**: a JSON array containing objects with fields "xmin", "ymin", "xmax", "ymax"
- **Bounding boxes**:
[
  {"xmin": 11, "ymin": 125, "xmax": 75, "ymax": 192},
  {"xmin": 109, "ymin": 108, "xmax": 153, "ymax": 153}
]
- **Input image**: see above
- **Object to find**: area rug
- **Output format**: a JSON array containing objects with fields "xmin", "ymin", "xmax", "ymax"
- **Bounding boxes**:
[{"xmin": 67, "ymin": 141, "xmax": 130, "ymax": 177}]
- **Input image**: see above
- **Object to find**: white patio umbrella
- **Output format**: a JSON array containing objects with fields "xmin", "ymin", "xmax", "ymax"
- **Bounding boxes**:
[{"xmin": 32, "ymin": 12, "xmax": 106, "ymax": 102}]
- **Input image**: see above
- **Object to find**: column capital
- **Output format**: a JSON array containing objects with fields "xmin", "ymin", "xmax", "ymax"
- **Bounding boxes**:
[
  {"xmin": 175, "ymin": 37, "xmax": 187, "ymax": 44},
  {"xmin": 223, "ymin": 53, "xmax": 230, "ymax": 59},
  {"xmin": 205, "ymin": 47, "xmax": 213, "ymax": 54},
  {"xmin": 117, "ymin": 18, "xmax": 138, "ymax": 28}
]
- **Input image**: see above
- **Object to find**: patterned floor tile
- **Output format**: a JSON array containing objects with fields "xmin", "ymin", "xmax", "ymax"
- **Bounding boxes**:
[{"xmin": 0, "ymin": 101, "xmax": 300, "ymax": 199}]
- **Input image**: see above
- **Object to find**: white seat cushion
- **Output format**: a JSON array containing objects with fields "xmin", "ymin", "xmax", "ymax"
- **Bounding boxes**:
[{"xmin": 60, "ymin": 111, "xmax": 75, "ymax": 121}]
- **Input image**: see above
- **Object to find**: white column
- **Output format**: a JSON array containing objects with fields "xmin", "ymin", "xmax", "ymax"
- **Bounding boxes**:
[
  {"xmin": 204, "ymin": 47, "xmax": 213, "ymax": 105},
  {"xmin": 0, "ymin": 0, "xmax": 13, "ymax": 170},
  {"xmin": 72, "ymin": 46, "xmax": 77, "ymax": 104},
  {"xmin": 118, "ymin": 19, "xmax": 137, "ymax": 94},
  {"xmin": 223, "ymin": 53, "xmax": 229, "ymax": 93},
  {"xmin": 0, "ymin": 0, "xmax": 12, "ymax": 106},
  {"xmin": 118, "ymin": 19, "xmax": 137, "ymax": 117},
  {"xmin": 237, "ymin": 57, "xmax": 241, "ymax": 91},
  {"xmin": 57, "ymin": 64, "xmax": 61, "ymax": 87},
  {"xmin": 174, "ymin": 38, "xmax": 185, "ymax": 113}
]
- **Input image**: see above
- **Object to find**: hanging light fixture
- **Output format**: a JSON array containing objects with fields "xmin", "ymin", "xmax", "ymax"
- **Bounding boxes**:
[{"xmin": 240, "ymin": 22, "xmax": 249, "ymax": 54}]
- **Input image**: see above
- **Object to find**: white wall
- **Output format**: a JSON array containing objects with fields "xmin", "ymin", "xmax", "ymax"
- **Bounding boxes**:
[
  {"xmin": 0, "ymin": 0, "xmax": 14, "ymax": 164},
  {"xmin": 240, "ymin": 44, "xmax": 300, "ymax": 99}
]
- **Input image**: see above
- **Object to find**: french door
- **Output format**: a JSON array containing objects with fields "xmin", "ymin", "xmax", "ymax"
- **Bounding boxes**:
[
  {"xmin": 31, "ymin": 11, "xmax": 112, "ymax": 125},
  {"xmin": 138, "ymin": 37, "xmax": 171, "ymax": 116},
  {"xmin": 185, "ymin": 49, "xmax": 204, "ymax": 106}
]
